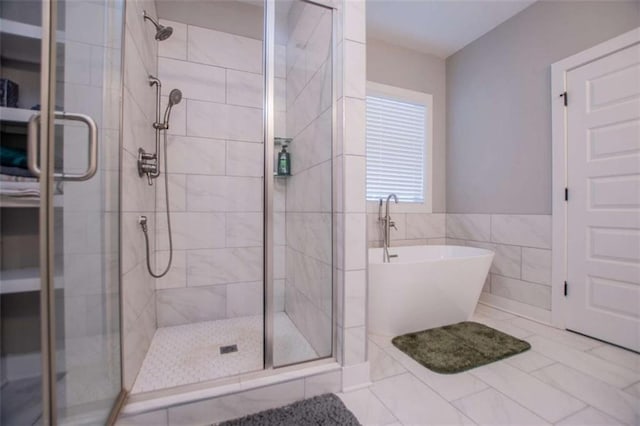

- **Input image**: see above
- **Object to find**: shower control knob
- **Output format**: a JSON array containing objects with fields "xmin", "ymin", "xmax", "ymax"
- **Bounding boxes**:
[{"xmin": 137, "ymin": 147, "xmax": 158, "ymax": 185}]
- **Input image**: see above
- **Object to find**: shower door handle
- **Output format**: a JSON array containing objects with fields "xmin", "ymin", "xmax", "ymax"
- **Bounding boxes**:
[{"xmin": 28, "ymin": 111, "xmax": 99, "ymax": 181}]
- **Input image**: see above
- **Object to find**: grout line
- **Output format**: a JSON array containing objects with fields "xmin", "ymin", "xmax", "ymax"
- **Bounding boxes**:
[
  {"xmin": 380, "ymin": 343, "xmax": 489, "ymax": 408},
  {"xmin": 551, "ymin": 406, "xmax": 592, "ymax": 425},
  {"xmin": 491, "ymin": 272, "xmax": 552, "ymax": 288},
  {"xmin": 470, "ymin": 374, "xmax": 568, "ymax": 425},
  {"xmin": 367, "ymin": 377, "xmax": 406, "ymax": 425},
  {"xmin": 448, "ymin": 384, "xmax": 489, "ymax": 405}
]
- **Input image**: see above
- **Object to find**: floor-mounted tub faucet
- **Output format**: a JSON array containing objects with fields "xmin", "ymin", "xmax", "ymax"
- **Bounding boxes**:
[{"xmin": 379, "ymin": 194, "xmax": 399, "ymax": 262}]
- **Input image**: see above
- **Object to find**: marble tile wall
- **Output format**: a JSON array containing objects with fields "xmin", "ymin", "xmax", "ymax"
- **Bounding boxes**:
[
  {"xmin": 118, "ymin": 369, "xmax": 342, "ymax": 425},
  {"xmin": 335, "ymin": 0, "xmax": 368, "ymax": 378},
  {"xmin": 283, "ymin": 1, "xmax": 334, "ymax": 358},
  {"xmin": 367, "ymin": 213, "xmax": 447, "ymax": 248},
  {"xmin": 154, "ymin": 19, "xmax": 267, "ymax": 327},
  {"xmin": 446, "ymin": 214, "xmax": 553, "ymax": 314},
  {"xmin": 121, "ymin": 0, "xmax": 160, "ymax": 390}
]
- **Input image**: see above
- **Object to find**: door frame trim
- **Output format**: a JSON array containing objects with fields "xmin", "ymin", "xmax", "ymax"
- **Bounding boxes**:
[
  {"xmin": 550, "ymin": 27, "xmax": 640, "ymax": 329},
  {"xmin": 39, "ymin": 0, "xmax": 58, "ymax": 423}
]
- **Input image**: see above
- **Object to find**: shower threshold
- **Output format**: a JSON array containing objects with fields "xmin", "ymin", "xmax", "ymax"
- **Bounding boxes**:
[{"xmin": 131, "ymin": 312, "xmax": 317, "ymax": 394}]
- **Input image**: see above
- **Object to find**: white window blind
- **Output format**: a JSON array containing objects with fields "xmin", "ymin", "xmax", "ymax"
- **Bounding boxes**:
[{"xmin": 366, "ymin": 94, "xmax": 426, "ymax": 203}]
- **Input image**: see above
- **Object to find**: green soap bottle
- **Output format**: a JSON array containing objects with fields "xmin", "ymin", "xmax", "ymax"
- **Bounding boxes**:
[{"xmin": 278, "ymin": 144, "xmax": 290, "ymax": 175}]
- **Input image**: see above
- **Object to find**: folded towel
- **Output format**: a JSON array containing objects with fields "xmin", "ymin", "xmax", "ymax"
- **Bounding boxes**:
[
  {"xmin": 0, "ymin": 173, "xmax": 38, "ymax": 183},
  {"xmin": 0, "ymin": 146, "xmax": 28, "ymax": 168},
  {"xmin": 0, "ymin": 165, "xmax": 35, "ymax": 178},
  {"xmin": 0, "ymin": 181, "xmax": 40, "ymax": 197},
  {"xmin": 0, "ymin": 175, "xmax": 63, "ymax": 198}
]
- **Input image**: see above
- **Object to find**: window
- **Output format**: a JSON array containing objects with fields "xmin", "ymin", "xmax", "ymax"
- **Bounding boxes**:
[{"xmin": 366, "ymin": 82, "xmax": 432, "ymax": 212}]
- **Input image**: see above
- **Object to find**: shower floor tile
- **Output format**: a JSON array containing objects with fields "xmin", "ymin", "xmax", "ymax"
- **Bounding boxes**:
[{"xmin": 131, "ymin": 312, "xmax": 317, "ymax": 394}]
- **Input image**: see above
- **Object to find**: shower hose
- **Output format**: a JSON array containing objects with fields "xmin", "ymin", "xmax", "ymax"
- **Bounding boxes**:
[{"xmin": 141, "ymin": 129, "xmax": 173, "ymax": 278}]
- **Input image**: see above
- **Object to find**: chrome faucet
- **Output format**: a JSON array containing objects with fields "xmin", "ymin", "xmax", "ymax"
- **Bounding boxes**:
[{"xmin": 378, "ymin": 194, "xmax": 399, "ymax": 262}]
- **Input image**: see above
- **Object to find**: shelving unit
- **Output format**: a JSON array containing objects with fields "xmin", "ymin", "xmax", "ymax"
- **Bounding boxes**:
[
  {"xmin": 0, "ymin": 194, "xmax": 63, "ymax": 208},
  {"xmin": 0, "ymin": 18, "xmax": 65, "ymax": 64},
  {"xmin": 0, "ymin": 17, "xmax": 56, "ymax": 296},
  {"xmin": 0, "ymin": 106, "xmax": 37, "ymax": 123},
  {"xmin": 0, "ymin": 267, "xmax": 63, "ymax": 295}
]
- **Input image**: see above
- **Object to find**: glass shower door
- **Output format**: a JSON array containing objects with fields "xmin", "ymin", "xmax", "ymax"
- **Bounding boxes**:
[
  {"xmin": 0, "ymin": 0, "xmax": 124, "ymax": 424},
  {"xmin": 51, "ymin": 0, "xmax": 124, "ymax": 423},
  {"xmin": 270, "ymin": 0, "xmax": 334, "ymax": 367}
]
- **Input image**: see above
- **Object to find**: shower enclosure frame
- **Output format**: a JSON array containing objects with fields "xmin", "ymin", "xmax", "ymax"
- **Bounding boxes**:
[
  {"xmin": 263, "ymin": 0, "xmax": 339, "ymax": 370},
  {"xmin": 35, "ymin": 1, "xmax": 128, "ymax": 424}
]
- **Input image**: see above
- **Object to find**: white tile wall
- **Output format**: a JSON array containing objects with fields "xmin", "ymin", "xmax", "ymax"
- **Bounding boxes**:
[
  {"xmin": 156, "ymin": 286, "xmax": 226, "ymax": 327},
  {"xmin": 187, "ymin": 100, "xmax": 263, "ymax": 142},
  {"xmin": 188, "ymin": 26, "xmax": 262, "ymax": 74},
  {"xmin": 336, "ymin": 0, "xmax": 369, "ymax": 374},
  {"xmin": 158, "ymin": 57, "xmax": 225, "ymax": 103},
  {"xmin": 121, "ymin": 0, "xmax": 159, "ymax": 390},
  {"xmin": 226, "ymin": 69, "xmax": 263, "ymax": 108},
  {"xmin": 491, "ymin": 275, "xmax": 552, "ymax": 310},
  {"xmin": 187, "ymin": 248, "xmax": 263, "ymax": 287},
  {"xmin": 167, "ymin": 379, "xmax": 304, "ymax": 425},
  {"xmin": 447, "ymin": 214, "xmax": 492, "ymax": 241},
  {"xmin": 491, "ymin": 214, "xmax": 552, "ymax": 249},
  {"xmin": 444, "ymin": 213, "xmax": 553, "ymax": 312},
  {"xmin": 367, "ymin": 213, "xmax": 446, "ymax": 248},
  {"xmin": 522, "ymin": 247, "xmax": 552, "ymax": 285},
  {"xmin": 154, "ymin": 21, "xmax": 265, "ymax": 326}
]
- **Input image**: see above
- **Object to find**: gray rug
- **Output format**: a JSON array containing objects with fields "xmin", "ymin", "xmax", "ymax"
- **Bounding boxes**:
[{"xmin": 219, "ymin": 393, "xmax": 361, "ymax": 426}]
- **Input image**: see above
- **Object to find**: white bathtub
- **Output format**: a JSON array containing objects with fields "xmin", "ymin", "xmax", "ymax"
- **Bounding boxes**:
[{"xmin": 368, "ymin": 245, "xmax": 494, "ymax": 336}]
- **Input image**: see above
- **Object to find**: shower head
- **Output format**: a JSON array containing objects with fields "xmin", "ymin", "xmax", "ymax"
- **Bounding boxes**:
[
  {"xmin": 161, "ymin": 89, "xmax": 183, "ymax": 129},
  {"xmin": 168, "ymin": 89, "xmax": 183, "ymax": 107},
  {"xmin": 143, "ymin": 11, "xmax": 173, "ymax": 41},
  {"xmin": 155, "ymin": 25, "xmax": 174, "ymax": 41}
]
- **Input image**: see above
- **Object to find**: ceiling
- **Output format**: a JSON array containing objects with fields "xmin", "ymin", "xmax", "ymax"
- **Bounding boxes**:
[{"xmin": 367, "ymin": 0, "xmax": 537, "ymax": 58}]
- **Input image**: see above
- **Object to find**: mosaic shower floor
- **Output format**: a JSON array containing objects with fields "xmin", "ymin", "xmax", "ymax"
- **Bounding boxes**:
[{"xmin": 131, "ymin": 312, "xmax": 317, "ymax": 394}]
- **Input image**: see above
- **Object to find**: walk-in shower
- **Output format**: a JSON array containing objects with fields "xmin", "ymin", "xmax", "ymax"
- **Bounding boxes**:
[
  {"xmin": 0, "ymin": 0, "xmax": 336, "ymax": 421},
  {"xmin": 125, "ymin": 0, "xmax": 336, "ymax": 395}
]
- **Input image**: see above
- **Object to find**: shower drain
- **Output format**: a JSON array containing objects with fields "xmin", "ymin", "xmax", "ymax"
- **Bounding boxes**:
[{"xmin": 220, "ymin": 344, "xmax": 238, "ymax": 355}]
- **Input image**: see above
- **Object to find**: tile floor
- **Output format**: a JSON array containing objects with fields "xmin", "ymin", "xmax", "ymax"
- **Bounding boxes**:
[
  {"xmin": 338, "ymin": 304, "xmax": 640, "ymax": 425},
  {"xmin": 132, "ymin": 312, "xmax": 317, "ymax": 393}
]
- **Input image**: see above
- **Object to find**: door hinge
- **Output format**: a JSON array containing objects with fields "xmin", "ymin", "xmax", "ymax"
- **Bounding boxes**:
[
  {"xmin": 565, "ymin": 187, "xmax": 569, "ymax": 201},
  {"xmin": 560, "ymin": 91, "xmax": 568, "ymax": 106},
  {"xmin": 564, "ymin": 281, "xmax": 568, "ymax": 296}
]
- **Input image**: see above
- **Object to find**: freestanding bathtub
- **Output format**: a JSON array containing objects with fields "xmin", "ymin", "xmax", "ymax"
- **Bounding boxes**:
[{"xmin": 368, "ymin": 245, "xmax": 494, "ymax": 336}]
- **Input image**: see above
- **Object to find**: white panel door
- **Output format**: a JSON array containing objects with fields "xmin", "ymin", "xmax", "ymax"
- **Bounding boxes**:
[{"xmin": 566, "ymin": 43, "xmax": 640, "ymax": 351}]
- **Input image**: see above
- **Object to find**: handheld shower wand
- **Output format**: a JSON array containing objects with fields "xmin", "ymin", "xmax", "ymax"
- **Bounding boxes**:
[
  {"xmin": 137, "ymin": 79, "xmax": 183, "ymax": 278},
  {"xmin": 154, "ymin": 89, "xmax": 183, "ymax": 130}
]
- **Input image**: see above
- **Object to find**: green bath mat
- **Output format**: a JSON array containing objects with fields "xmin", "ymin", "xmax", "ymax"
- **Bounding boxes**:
[{"xmin": 392, "ymin": 321, "xmax": 531, "ymax": 374}]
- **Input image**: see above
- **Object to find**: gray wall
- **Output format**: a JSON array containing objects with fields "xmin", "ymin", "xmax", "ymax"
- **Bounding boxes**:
[
  {"xmin": 367, "ymin": 38, "xmax": 447, "ymax": 213},
  {"xmin": 446, "ymin": 0, "xmax": 640, "ymax": 214}
]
